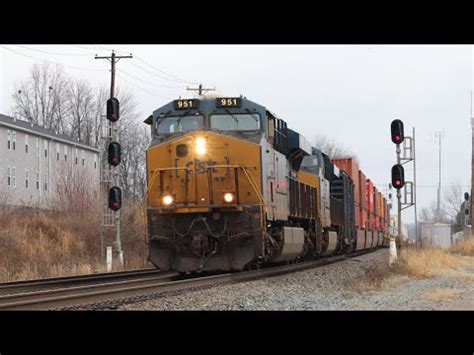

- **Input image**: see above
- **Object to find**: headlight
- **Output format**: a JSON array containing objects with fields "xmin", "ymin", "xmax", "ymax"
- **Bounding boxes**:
[
  {"xmin": 195, "ymin": 137, "xmax": 206, "ymax": 155},
  {"xmin": 223, "ymin": 192, "xmax": 235, "ymax": 203},
  {"xmin": 162, "ymin": 194, "xmax": 174, "ymax": 206}
]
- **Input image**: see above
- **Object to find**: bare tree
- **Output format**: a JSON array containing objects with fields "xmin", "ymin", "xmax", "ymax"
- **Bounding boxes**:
[
  {"xmin": 51, "ymin": 163, "xmax": 99, "ymax": 216},
  {"xmin": 443, "ymin": 183, "xmax": 464, "ymax": 220},
  {"xmin": 419, "ymin": 183, "xmax": 465, "ymax": 228},
  {"xmin": 314, "ymin": 133, "xmax": 359, "ymax": 163},
  {"xmin": 12, "ymin": 63, "xmax": 69, "ymax": 130},
  {"xmin": 66, "ymin": 79, "xmax": 96, "ymax": 145},
  {"xmin": 119, "ymin": 123, "xmax": 150, "ymax": 200},
  {"xmin": 419, "ymin": 202, "xmax": 437, "ymax": 222}
]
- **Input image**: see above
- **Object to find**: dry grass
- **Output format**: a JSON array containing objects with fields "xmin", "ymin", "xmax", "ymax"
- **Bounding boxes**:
[
  {"xmin": 394, "ymin": 247, "xmax": 459, "ymax": 279},
  {"xmin": 348, "ymin": 264, "xmax": 389, "ymax": 293},
  {"xmin": 348, "ymin": 246, "xmax": 466, "ymax": 294},
  {"xmin": 348, "ymin": 263, "xmax": 411, "ymax": 293},
  {"xmin": 450, "ymin": 237, "xmax": 474, "ymax": 256},
  {"xmin": 424, "ymin": 288, "xmax": 463, "ymax": 302},
  {"xmin": 0, "ymin": 202, "xmax": 149, "ymax": 283}
]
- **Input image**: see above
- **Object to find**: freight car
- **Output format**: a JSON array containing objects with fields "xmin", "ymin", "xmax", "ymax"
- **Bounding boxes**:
[{"xmin": 144, "ymin": 96, "xmax": 389, "ymax": 273}]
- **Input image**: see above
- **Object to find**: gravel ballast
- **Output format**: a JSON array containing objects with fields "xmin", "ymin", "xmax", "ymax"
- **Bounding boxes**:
[{"xmin": 118, "ymin": 249, "xmax": 474, "ymax": 310}]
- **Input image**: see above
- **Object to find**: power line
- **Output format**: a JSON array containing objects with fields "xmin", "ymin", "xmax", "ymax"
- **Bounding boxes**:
[
  {"xmin": 126, "ymin": 60, "xmax": 190, "ymax": 85},
  {"xmin": 119, "ymin": 69, "xmax": 184, "ymax": 89},
  {"xmin": 74, "ymin": 45, "xmax": 199, "ymax": 86},
  {"xmin": 16, "ymin": 45, "xmax": 92, "ymax": 56},
  {"xmin": 0, "ymin": 45, "xmax": 107, "ymax": 72},
  {"xmin": 116, "ymin": 73, "xmax": 178, "ymax": 102},
  {"xmin": 115, "ymin": 73, "xmax": 155, "ymax": 95},
  {"xmin": 134, "ymin": 56, "xmax": 198, "ymax": 85},
  {"xmin": 73, "ymin": 45, "xmax": 128, "ymax": 54}
]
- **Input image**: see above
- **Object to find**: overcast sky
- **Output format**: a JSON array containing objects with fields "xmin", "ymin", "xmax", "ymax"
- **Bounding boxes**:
[{"xmin": 0, "ymin": 45, "xmax": 472, "ymax": 222}]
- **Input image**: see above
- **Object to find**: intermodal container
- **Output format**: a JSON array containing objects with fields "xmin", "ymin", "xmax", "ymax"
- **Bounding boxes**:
[
  {"xmin": 332, "ymin": 158, "xmax": 360, "ymax": 205},
  {"xmin": 378, "ymin": 192, "xmax": 384, "ymax": 231},
  {"xmin": 358, "ymin": 170, "xmax": 367, "ymax": 209},
  {"xmin": 360, "ymin": 207, "xmax": 368, "ymax": 229},
  {"xmin": 354, "ymin": 204, "xmax": 360, "ymax": 228},
  {"xmin": 366, "ymin": 179, "xmax": 374, "ymax": 229},
  {"xmin": 372, "ymin": 186, "xmax": 379, "ymax": 230},
  {"xmin": 381, "ymin": 196, "xmax": 386, "ymax": 219},
  {"xmin": 381, "ymin": 196, "xmax": 387, "ymax": 229}
]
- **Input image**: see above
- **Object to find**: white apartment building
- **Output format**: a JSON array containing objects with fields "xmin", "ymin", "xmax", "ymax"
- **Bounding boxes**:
[{"xmin": 0, "ymin": 114, "xmax": 100, "ymax": 208}]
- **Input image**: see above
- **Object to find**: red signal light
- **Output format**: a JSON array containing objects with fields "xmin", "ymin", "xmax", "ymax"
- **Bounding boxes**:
[
  {"xmin": 108, "ymin": 186, "xmax": 122, "ymax": 211},
  {"xmin": 108, "ymin": 142, "xmax": 121, "ymax": 166},
  {"xmin": 391, "ymin": 164, "xmax": 405, "ymax": 190},
  {"xmin": 391, "ymin": 119, "xmax": 404, "ymax": 144}
]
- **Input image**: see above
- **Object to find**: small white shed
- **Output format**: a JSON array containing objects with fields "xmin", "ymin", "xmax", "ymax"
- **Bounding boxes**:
[{"xmin": 420, "ymin": 223, "xmax": 452, "ymax": 248}]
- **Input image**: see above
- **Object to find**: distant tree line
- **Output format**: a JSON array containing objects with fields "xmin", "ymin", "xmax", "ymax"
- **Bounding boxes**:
[{"xmin": 10, "ymin": 62, "xmax": 150, "ymax": 201}]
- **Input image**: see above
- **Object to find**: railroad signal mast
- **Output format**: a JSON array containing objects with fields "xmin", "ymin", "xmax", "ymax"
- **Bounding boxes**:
[
  {"xmin": 95, "ymin": 51, "xmax": 132, "ymax": 270},
  {"xmin": 390, "ymin": 119, "xmax": 418, "ymax": 264}
]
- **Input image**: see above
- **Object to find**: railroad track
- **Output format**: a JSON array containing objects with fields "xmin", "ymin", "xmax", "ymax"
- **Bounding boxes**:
[
  {"xmin": 0, "ymin": 248, "xmax": 383, "ymax": 310},
  {"xmin": 0, "ymin": 268, "xmax": 176, "ymax": 295}
]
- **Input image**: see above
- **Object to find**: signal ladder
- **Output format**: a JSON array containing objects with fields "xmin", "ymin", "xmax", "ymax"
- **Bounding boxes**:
[{"xmin": 100, "ymin": 118, "xmax": 115, "ymax": 228}]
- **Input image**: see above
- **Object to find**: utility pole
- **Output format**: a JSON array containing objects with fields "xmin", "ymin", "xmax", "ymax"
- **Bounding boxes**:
[
  {"xmin": 186, "ymin": 84, "xmax": 215, "ymax": 96},
  {"xmin": 95, "ymin": 50, "xmax": 132, "ymax": 270},
  {"xmin": 435, "ymin": 131, "xmax": 444, "ymax": 223},
  {"xmin": 413, "ymin": 127, "xmax": 419, "ymax": 246},
  {"xmin": 470, "ymin": 91, "xmax": 474, "ymax": 228}
]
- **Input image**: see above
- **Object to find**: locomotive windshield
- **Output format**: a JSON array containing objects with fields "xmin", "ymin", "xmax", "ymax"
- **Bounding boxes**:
[
  {"xmin": 210, "ymin": 113, "xmax": 260, "ymax": 131},
  {"xmin": 156, "ymin": 115, "xmax": 204, "ymax": 134}
]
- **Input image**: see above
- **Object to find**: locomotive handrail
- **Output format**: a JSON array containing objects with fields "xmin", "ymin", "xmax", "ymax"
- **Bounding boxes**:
[
  {"xmin": 205, "ymin": 165, "xmax": 264, "ymax": 204},
  {"xmin": 148, "ymin": 165, "xmax": 265, "ymax": 227}
]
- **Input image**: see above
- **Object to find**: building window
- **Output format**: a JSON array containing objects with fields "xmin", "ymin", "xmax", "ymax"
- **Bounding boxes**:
[
  {"xmin": 56, "ymin": 143, "xmax": 60, "ymax": 160},
  {"xmin": 36, "ymin": 172, "xmax": 40, "ymax": 190},
  {"xmin": 7, "ymin": 166, "xmax": 11, "ymax": 186},
  {"xmin": 44, "ymin": 174, "xmax": 48, "ymax": 191},
  {"xmin": 7, "ymin": 130, "xmax": 11, "ymax": 150},
  {"xmin": 25, "ymin": 134, "xmax": 29, "ymax": 153},
  {"xmin": 81, "ymin": 150, "xmax": 85, "ymax": 166},
  {"xmin": 64, "ymin": 145, "xmax": 67, "ymax": 162},
  {"xmin": 25, "ymin": 169, "xmax": 29, "ymax": 189},
  {"xmin": 94, "ymin": 155, "xmax": 97, "ymax": 169},
  {"xmin": 44, "ymin": 140, "xmax": 48, "ymax": 158},
  {"xmin": 75, "ymin": 147, "xmax": 78, "ymax": 165},
  {"xmin": 12, "ymin": 167, "xmax": 16, "ymax": 187},
  {"xmin": 12, "ymin": 132, "xmax": 16, "ymax": 150}
]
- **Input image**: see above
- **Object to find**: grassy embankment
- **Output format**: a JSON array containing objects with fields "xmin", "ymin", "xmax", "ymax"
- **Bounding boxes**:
[{"xmin": 0, "ymin": 203, "xmax": 149, "ymax": 283}]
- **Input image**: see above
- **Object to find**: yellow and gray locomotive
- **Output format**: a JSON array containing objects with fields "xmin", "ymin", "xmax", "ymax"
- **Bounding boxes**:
[{"xmin": 144, "ymin": 96, "xmax": 387, "ymax": 273}]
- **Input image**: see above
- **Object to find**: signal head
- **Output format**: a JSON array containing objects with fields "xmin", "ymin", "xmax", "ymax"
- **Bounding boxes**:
[
  {"xmin": 107, "ymin": 97, "xmax": 120, "ymax": 122},
  {"xmin": 391, "ymin": 119, "xmax": 404, "ymax": 144},
  {"xmin": 109, "ymin": 186, "xmax": 122, "ymax": 211},
  {"xmin": 391, "ymin": 164, "xmax": 405, "ymax": 190},
  {"xmin": 108, "ymin": 142, "xmax": 121, "ymax": 166}
]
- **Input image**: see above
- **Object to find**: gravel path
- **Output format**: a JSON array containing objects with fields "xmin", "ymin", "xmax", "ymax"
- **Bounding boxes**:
[{"xmin": 118, "ymin": 249, "xmax": 474, "ymax": 310}]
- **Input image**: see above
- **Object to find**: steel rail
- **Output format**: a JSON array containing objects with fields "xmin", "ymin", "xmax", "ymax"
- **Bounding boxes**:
[
  {"xmin": 0, "ymin": 248, "xmax": 382, "ymax": 311},
  {"xmin": 0, "ymin": 268, "xmax": 172, "ymax": 293}
]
